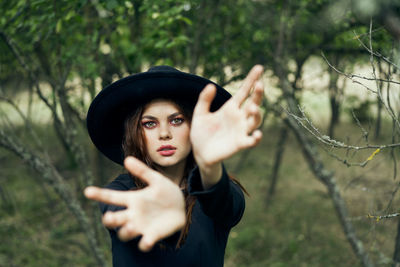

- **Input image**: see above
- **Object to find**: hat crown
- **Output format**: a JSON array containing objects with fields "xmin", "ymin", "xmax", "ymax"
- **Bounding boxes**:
[{"xmin": 147, "ymin": 65, "xmax": 181, "ymax": 73}]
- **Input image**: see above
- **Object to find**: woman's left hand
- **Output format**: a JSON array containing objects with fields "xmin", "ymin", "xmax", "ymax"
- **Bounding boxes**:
[
  {"xmin": 84, "ymin": 157, "xmax": 186, "ymax": 252},
  {"xmin": 190, "ymin": 65, "xmax": 264, "ymax": 169}
]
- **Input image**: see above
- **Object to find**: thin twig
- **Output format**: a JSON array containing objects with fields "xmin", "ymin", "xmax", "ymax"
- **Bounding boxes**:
[
  {"xmin": 321, "ymin": 53, "xmax": 400, "ymax": 86},
  {"xmin": 0, "ymin": 90, "xmax": 46, "ymax": 152},
  {"xmin": 285, "ymin": 106, "xmax": 400, "ymax": 150},
  {"xmin": 353, "ymin": 29, "xmax": 400, "ymax": 70},
  {"xmin": 367, "ymin": 213, "xmax": 400, "ymax": 222}
]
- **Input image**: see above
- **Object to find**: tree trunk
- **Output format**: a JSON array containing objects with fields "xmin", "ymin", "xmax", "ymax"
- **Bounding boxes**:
[
  {"xmin": 393, "ymin": 217, "xmax": 400, "ymax": 266},
  {"xmin": 266, "ymin": 126, "xmax": 288, "ymax": 205},
  {"xmin": 283, "ymin": 111, "xmax": 374, "ymax": 267},
  {"xmin": 374, "ymin": 59, "xmax": 385, "ymax": 140},
  {"xmin": 0, "ymin": 184, "xmax": 16, "ymax": 214},
  {"xmin": 0, "ymin": 130, "xmax": 107, "ymax": 267},
  {"xmin": 272, "ymin": 7, "xmax": 372, "ymax": 263},
  {"xmin": 374, "ymin": 97, "xmax": 382, "ymax": 139},
  {"xmin": 274, "ymin": 64, "xmax": 373, "ymax": 267},
  {"xmin": 328, "ymin": 55, "xmax": 340, "ymax": 138}
]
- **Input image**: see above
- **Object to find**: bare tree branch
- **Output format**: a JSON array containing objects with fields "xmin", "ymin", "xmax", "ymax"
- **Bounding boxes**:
[
  {"xmin": 0, "ymin": 129, "xmax": 107, "ymax": 267},
  {"xmin": 280, "ymin": 106, "xmax": 374, "ymax": 267},
  {"xmin": 286, "ymin": 106, "xmax": 400, "ymax": 151},
  {"xmin": 367, "ymin": 213, "xmax": 400, "ymax": 222},
  {"xmin": 352, "ymin": 29, "xmax": 399, "ymax": 70}
]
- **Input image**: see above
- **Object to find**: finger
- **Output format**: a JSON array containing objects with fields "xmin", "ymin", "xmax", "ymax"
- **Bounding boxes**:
[
  {"xmin": 247, "ymin": 109, "xmax": 262, "ymax": 131},
  {"xmin": 193, "ymin": 84, "xmax": 216, "ymax": 116},
  {"xmin": 118, "ymin": 222, "xmax": 141, "ymax": 242},
  {"xmin": 250, "ymin": 81, "xmax": 264, "ymax": 106},
  {"xmin": 241, "ymin": 130, "xmax": 263, "ymax": 148},
  {"xmin": 233, "ymin": 65, "xmax": 263, "ymax": 106},
  {"xmin": 84, "ymin": 186, "xmax": 128, "ymax": 207},
  {"xmin": 138, "ymin": 233, "xmax": 158, "ymax": 252},
  {"xmin": 244, "ymin": 102, "xmax": 260, "ymax": 117},
  {"xmin": 139, "ymin": 212, "xmax": 186, "ymax": 252},
  {"xmin": 243, "ymin": 81, "xmax": 264, "ymax": 111},
  {"xmin": 138, "ymin": 225, "xmax": 174, "ymax": 252},
  {"xmin": 102, "ymin": 210, "xmax": 131, "ymax": 229},
  {"xmin": 124, "ymin": 156, "xmax": 161, "ymax": 185}
]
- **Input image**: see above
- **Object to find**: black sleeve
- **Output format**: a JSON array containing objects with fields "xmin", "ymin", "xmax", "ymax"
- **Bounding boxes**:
[
  {"xmin": 99, "ymin": 173, "xmax": 135, "ymax": 215},
  {"xmin": 187, "ymin": 165, "xmax": 245, "ymax": 228}
]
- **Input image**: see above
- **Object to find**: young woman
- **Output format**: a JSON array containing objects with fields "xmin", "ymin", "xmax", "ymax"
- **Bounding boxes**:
[{"xmin": 84, "ymin": 65, "xmax": 264, "ymax": 266}]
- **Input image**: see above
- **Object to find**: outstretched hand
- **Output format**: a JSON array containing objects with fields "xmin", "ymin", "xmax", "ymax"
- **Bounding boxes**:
[
  {"xmin": 84, "ymin": 156, "xmax": 186, "ymax": 252},
  {"xmin": 190, "ymin": 65, "xmax": 264, "ymax": 168}
]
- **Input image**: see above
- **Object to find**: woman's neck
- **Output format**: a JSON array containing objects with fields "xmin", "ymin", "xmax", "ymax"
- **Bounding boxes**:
[{"xmin": 155, "ymin": 159, "xmax": 187, "ymax": 186}]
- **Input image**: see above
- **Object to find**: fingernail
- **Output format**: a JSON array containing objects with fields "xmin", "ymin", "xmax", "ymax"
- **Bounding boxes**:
[
  {"xmin": 250, "ymin": 105, "xmax": 258, "ymax": 113},
  {"xmin": 124, "ymin": 156, "xmax": 135, "ymax": 166},
  {"xmin": 103, "ymin": 212, "xmax": 112, "ymax": 223},
  {"xmin": 140, "ymin": 242, "xmax": 151, "ymax": 252},
  {"xmin": 255, "ymin": 64, "xmax": 263, "ymax": 71},
  {"xmin": 84, "ymin": 187, "xmax": 94, "ymax": 197},
  {"xmin": 206, "ymin": 84, "xmax": 215, "ymax": 90}
]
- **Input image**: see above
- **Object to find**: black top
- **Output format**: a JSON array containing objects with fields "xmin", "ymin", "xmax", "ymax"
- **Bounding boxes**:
[{"xmin": 100, "ymin": 166, "xmax": 245, "ymax": 267}]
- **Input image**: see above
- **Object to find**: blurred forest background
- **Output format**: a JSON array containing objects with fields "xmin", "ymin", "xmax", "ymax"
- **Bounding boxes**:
[{"xmin": 1, "ymin": 0, "xmax": 400, "ymax": 266}]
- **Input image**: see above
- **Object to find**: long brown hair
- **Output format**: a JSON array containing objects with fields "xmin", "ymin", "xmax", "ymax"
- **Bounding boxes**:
[
  {"xmin": 122, "ymin": 98, "xmax": 247, "ymax": 248},
  {"xmin": 122, "ymin": 99, "xmax": 196, "ymax": 248}
]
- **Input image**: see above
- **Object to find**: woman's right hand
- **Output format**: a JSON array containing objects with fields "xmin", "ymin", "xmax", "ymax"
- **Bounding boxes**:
[
  {"xmin": 84, "ymin": 156, "xmax": 186, "ymax": 252},
  {"xmin": 189, "ymin": 65, "xmax": 264, "ymax": 188}
]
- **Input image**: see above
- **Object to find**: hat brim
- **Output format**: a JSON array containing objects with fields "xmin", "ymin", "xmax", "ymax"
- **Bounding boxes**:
[{"xmin": 87, "ymin": 70, "xmax": 231, "ymax": 165}]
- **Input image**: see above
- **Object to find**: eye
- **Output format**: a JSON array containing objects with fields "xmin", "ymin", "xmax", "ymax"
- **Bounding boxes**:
[
  {"xmin": 142, "ymin": 121, "xmax": 157, "ymax": 129},
  {"xmin": 170, "ymin": 117, "xmax": 184, "ymax": 126}
]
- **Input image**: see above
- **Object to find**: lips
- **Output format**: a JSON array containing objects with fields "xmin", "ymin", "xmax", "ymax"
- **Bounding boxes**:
[{"xmin": 157, "ymin": 145, "xmax": 177, "ymax": 156}]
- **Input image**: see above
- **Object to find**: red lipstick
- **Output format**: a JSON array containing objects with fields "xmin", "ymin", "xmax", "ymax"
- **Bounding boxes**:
[{"xmin": 157, "ymin": 145, "xmax": 177, "ymax": 156}]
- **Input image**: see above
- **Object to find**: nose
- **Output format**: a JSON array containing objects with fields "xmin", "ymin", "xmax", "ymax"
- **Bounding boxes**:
[{"xmin": 159, "ymin": 123, "xmax": 172, "ymax": 140}]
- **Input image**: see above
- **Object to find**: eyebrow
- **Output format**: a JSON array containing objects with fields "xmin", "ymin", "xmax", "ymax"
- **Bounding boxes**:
[{"xmin": 141, "ymin": 112, "xmax": 183, "ymax": 120}]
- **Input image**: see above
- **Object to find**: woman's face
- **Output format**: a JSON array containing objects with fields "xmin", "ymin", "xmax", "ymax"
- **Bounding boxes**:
[{"xmin": 141, "ymin": 99, "xmax": 191, "ymax": 168}]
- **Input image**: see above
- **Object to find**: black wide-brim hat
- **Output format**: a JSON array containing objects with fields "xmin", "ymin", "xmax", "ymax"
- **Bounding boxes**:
[{"xmin": 87, "ymin": 66, "xmax": 232, "ymax": 165}]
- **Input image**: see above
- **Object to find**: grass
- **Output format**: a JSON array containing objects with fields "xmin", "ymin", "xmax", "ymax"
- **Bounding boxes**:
[{"xmin": 0, "ymin": 119, "xmax": 399, "ymax": 266}]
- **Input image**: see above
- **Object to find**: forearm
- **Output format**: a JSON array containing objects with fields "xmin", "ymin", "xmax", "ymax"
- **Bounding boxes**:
[
  {"xmin": 195, "ymin": 156, "xmax": 223, "ymax": 190},
  {"xmin": 188, "ymin": 165, "xmax": 245, "ymax": 227},
  {"xmin": 199, "ymin": 163, "xmax": 222, "ymax": 190}
]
